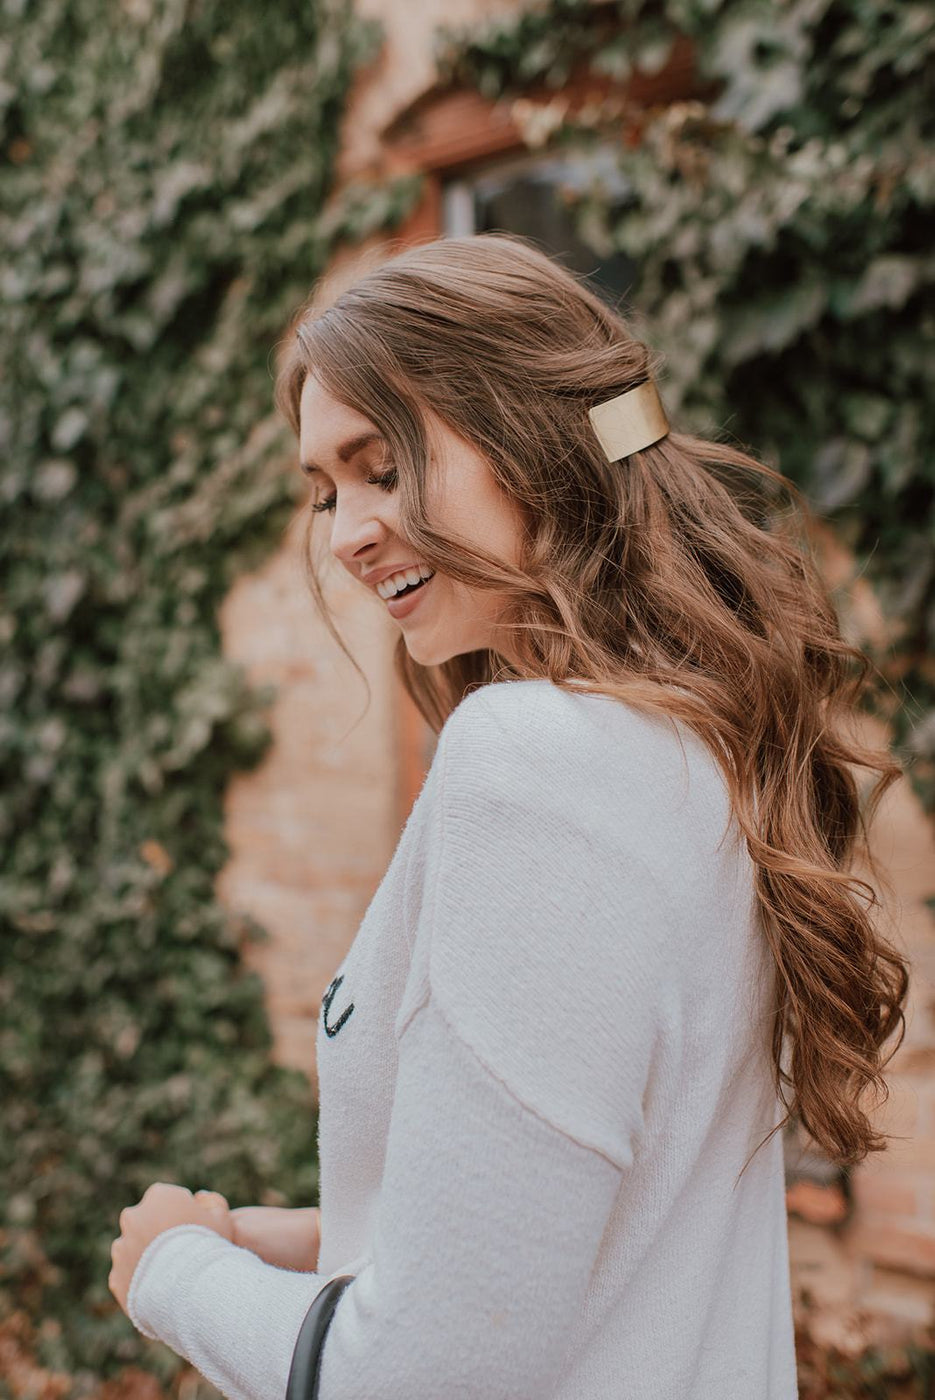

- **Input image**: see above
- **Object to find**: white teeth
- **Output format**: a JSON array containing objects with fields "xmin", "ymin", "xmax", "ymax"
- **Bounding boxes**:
[{"xmin": 376, "ymin": 566, "xmax": 435, "ymax": 599}]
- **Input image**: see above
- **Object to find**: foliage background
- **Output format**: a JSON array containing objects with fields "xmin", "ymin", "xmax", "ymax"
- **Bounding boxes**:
[
  {"xmin": 1, "ymin": 0, "xmax": 932, "ymax": 1395},
  {"xmin": 0, "ymin": 0, "xmax": 417, "ymax": 1392},
  {"xmin": 439, "ymin": 0, "xmax": 935, "ymax": 816}
]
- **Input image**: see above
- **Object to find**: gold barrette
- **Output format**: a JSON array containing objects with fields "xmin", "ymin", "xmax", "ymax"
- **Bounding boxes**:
[{"xmin": 588, "ymin": 380, "xmax": 670, "ymax": 462}]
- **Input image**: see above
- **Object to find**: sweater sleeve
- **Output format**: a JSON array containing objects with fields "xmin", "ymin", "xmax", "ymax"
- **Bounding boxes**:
[
  {"xmin": 126, "ymin": 1225, "xmax": 335, "ymax": 1400},
  {"xmin": 127, "ymin": 998, "xmax": 623, "ymax": 1400}
]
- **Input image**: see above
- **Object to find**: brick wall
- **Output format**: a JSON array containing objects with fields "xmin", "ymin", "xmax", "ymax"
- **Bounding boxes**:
[{"xmin": 785, "ymin": 531, "xmax": 935, "ymax": 1348}]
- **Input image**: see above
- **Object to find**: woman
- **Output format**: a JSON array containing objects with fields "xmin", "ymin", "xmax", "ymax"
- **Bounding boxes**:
[{"xmin": 108, "ymin": 233, "xmax": 909, "ymax": 1399}]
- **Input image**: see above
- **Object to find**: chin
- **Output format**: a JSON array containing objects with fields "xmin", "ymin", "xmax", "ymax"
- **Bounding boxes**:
[
  {"xmin": 404, "ymin": 642, "xmax": 455, "ymax": 667},
  {"xmin": 403, "ymin": 633, "xmax": 478, "ymax": 668}
]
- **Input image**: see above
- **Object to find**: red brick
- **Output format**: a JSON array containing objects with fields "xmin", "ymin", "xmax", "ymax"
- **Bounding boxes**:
[
  {"xmin": 786, "ymin": 1180, "xmax": 849, "ymax": 1225},
  {"xmin": 872, "ymin": 1081, "xmax": 920, "ymax": 1137},
  {"xmin": 851, "ymin": 1170, "xmax": 919, "ymax": 1220}
]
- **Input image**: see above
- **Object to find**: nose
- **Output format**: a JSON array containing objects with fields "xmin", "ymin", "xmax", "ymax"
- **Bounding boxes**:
[{"xmin": 328, "ymin": 491, "xmax": 391, "ymax": 573}]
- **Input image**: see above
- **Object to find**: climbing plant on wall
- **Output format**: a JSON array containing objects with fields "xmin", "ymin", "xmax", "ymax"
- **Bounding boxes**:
[
  {"xmin": 437, "ymin": 0, "xmax": 935, "ymax": 814},
  {"xmin": 0, "ymin": 0, "xmax": 419, "ymax": 1390}
]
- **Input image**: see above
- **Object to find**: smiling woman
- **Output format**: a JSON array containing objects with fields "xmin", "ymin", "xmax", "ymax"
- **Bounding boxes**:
[
  {"xmin": 110, "ymin": 232, "xmax": 909, "ymax": 1400},
  {"xmin": 294, "ymin": 370, "xmax": 527, "ymax": 667}
]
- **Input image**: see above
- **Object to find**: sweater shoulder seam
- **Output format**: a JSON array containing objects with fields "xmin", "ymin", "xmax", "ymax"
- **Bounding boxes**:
[{"xmin": 397, "ymin": 990, "xmax": 627, "ymax": 1175}]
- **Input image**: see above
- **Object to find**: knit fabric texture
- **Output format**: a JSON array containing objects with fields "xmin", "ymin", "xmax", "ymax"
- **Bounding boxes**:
[{"xmin": 127, "ymin": 677, "xmax": 799, "ymax": 1398}]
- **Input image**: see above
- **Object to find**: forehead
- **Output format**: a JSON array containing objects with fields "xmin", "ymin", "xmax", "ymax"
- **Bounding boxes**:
[{"xmin": 298, "ymin": 374, "xmax": 379, "ymax": 463}]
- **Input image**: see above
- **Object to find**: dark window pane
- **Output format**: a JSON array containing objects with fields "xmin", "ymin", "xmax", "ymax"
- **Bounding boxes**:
[{"xmin": 445, "ymin": 149, "xmax": 637, "ymax": 309}]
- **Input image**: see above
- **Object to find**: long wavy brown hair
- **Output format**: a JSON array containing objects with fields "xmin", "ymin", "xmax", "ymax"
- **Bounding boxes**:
[{"xmin": 275, "ymin": 231, "xmax": 909, "ymax": 1169}]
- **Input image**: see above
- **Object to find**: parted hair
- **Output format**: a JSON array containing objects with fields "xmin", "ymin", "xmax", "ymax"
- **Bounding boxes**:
[{"xmin": 275, "ymin": 231, "xmax": 909, "ymax": 1169}]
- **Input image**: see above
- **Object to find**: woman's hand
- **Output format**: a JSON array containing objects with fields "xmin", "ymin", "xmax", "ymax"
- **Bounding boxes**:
[
  {"xmin": 109, "ymin": 1185, "xmax": 233, "ymax": 1316},
  {"xmin": 229, "ymin": 1205, "xmax": 321, "ymax": 1272}
]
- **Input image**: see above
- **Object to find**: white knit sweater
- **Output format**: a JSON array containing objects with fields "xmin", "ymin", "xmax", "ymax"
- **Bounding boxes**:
[{"xmin": 127, "ymin": 677, "xmax": 799, "ymax": 1398}]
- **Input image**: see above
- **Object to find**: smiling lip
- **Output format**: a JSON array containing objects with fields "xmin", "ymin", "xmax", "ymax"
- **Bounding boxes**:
[
  {"xmin": 385, "ymin": 573, "xmax": 433, "ymax": 620},
  {"xmin": 363, "ymin": 563, "xmax": 429, "ymax": 589}
]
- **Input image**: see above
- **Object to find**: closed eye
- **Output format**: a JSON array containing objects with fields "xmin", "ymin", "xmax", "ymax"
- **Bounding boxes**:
[{"xmin": 310, "ymin": 466, "xmax": 398, "ymax": 514}]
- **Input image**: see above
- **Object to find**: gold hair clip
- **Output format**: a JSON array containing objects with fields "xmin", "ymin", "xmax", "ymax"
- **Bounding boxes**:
[{"xmin": 588, "ymin": 380, "xmax": 670, "ymax": 462}]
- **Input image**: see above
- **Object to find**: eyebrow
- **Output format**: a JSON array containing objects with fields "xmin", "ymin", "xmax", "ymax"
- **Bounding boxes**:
[{"xmin": 299, "ymin": 431, "xmax": 384, "ymax": 478}]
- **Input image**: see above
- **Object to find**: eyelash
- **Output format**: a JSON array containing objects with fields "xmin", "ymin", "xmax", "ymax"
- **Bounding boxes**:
[{"xmin": 310, "ymin": 467, "xmax": 398, "ymax": 514}]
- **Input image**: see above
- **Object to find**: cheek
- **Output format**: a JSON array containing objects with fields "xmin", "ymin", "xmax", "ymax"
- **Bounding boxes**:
[
  {"xmin": 438, "ymin": 481, "xmax": 524, "ymax": 568},
  {"xmin": 421, "ymin": 426, "xmax": 526, "ymax": 585},
  {"xmin": 480, "ymin": 497, "xmax": 526, "ymax": 574}
]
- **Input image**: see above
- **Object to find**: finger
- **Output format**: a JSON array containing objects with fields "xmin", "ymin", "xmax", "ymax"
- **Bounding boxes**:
[
  {"xmin": 194, "ymin": 1190, "xmax": 228, "ymax": 1209},
  {"xmin": 119, "ymin": 1206, "xmax": 134, "ymax": 1231},
  {"xmin": 142, "ymin": 1181, "xmax": 190, "ymax": 1202}
]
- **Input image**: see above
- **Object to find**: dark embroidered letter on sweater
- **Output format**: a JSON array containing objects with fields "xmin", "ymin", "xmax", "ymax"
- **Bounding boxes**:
[{"xmin": 322, "ymin": 974, "xmax": 354, "ymax": 1038}]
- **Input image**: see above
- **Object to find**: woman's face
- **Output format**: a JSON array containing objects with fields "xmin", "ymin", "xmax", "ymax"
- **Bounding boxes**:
[{"xmin": 298, "ymin": 373, "xmax": 526, "ymax": 668}]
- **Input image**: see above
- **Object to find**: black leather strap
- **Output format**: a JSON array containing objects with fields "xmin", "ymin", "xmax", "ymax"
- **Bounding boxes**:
[{"xmin": 285, "ymin": 1274, "xmax": 354, "ymax": 1400}]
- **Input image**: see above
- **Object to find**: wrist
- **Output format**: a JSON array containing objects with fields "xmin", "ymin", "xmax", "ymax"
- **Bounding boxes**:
[
  {"xmin": 292, "ymin": 1208, "xmax": 321, "ymax": 1267},
  {"xmin": 228, "ymin": 1205, "xmax": 321, "ymax": 1272}
]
